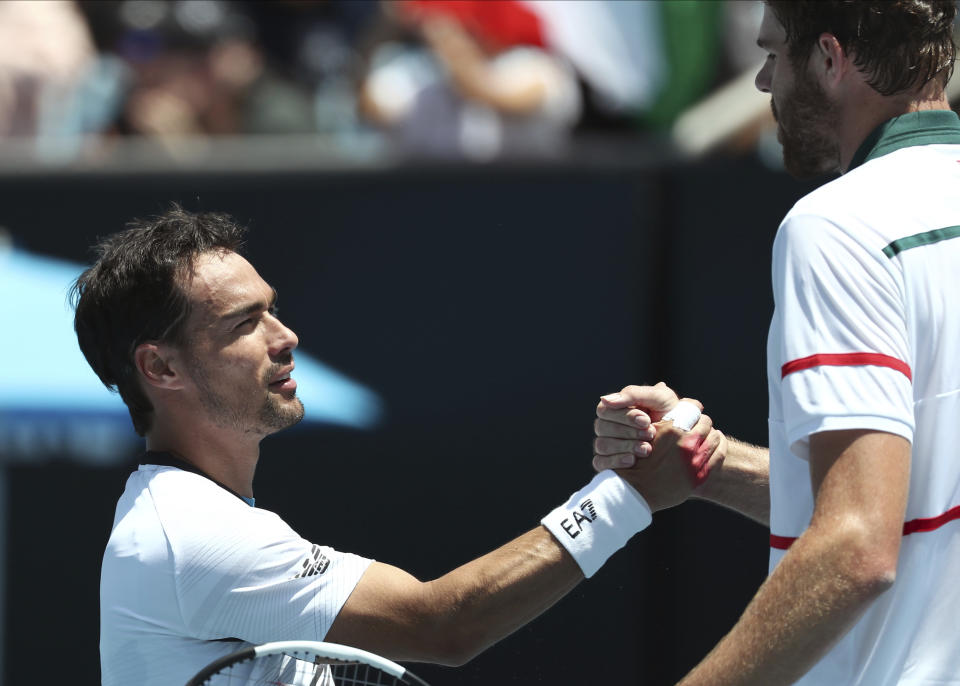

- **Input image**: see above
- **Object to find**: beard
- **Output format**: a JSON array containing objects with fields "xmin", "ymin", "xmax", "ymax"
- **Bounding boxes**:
[
  {"xmin": 187, "ymin": 354, "xmax": 305, "ymax": 436},
  {"xmin": 771, "ymin": 64, "xmax": 841, "ymax": 179}
]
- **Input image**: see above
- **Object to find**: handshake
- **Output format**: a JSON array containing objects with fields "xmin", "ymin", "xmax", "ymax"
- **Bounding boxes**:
[{"xmin": 592, "ymin": 382, "xmax": 728, "ymax": 513}]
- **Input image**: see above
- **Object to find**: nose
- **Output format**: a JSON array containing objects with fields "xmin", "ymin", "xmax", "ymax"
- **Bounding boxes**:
[
  {"xmin": 755, "ymin": 59, "xmax": 771, "ymax": 93},
  {"xmin": 268, "ymin": 314, "xmax": 299, "ymax": 357}
]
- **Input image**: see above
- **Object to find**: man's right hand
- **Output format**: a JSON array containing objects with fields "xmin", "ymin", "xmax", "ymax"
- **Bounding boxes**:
[
  {"xmin": 613, "ymin": 412, "xmax": 725, "ymax": 512},
  {"xmin": 593, "ymin": 382, "xmax": 693, "ymax": 468}
]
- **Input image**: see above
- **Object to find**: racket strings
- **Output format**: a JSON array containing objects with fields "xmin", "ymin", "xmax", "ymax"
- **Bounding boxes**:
[{"xmin": 208, "ymin": 654, "xmax": 408, "ymax": 686}]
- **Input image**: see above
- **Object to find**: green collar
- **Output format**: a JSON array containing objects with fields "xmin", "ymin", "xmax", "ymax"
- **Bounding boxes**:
[{"xmin": 848, "ymin": 109, "xmax": 960, "ymax": 171}]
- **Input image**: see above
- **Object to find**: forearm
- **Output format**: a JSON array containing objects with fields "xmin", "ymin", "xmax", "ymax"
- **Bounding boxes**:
[
  {"xmin": 328, "ymin": 527, "xmax": 581, "ymax": 665},
  {"xmin": 421, "ymin": 527, "xmax": 582, "ymax": 662},
  {"xmin": 681, "ymin": 431, "xmax": 909, "ymax": 685},
  {"xmin": 693, "ymin": 437, "xmax": 770, "ymax": 525},
  {"xmin": 408, "ymin": 468, "xmax": 650, "ymax": 663},
  {"xmin": 678, "ymin": 521, "xmax": 893, "ymax": 686},
  {"xmin": 422, "ymin": 18, "xmax": 546, "ymax": 115},
  {"xmin": 330, "ymin": 469, "xmax": 657, "ymax": 665}
]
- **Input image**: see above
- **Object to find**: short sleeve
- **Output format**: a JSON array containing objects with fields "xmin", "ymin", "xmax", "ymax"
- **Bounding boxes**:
[
  {"xmin": 771, "ymin": 213, "xmax": 914, "ymax": 459},
  {"xmin": 155, "ymin": 477, "xmax": 373, "ymax": 644}
]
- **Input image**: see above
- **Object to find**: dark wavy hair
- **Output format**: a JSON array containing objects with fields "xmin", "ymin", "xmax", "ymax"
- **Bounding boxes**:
[
  {"xmin": 71, "ymin": 206, "xmax": 247, "ymax": 436},
  {"xmin": 767, "ymin": 0, "xmax": 957, "ymax": 95}
]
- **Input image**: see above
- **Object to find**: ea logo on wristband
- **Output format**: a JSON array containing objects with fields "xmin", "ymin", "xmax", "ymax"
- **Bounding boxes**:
[{"xmin": 560, "ymin": 498, "xmax": 598, "ymax": 539}]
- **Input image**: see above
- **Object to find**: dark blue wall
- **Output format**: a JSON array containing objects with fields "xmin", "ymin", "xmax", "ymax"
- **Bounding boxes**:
[{"xmin": 2, "ymin": 157, "xmax": 819, "ymax": 685}]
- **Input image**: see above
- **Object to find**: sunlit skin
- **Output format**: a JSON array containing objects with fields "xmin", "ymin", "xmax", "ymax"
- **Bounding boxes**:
[
  {"xmin": 134, "ymin": 250, "xmax": 303, "ymax": 497},
  {"xmin": 593, "ymin": 8, "xmax": 956, "ymax": 685}
]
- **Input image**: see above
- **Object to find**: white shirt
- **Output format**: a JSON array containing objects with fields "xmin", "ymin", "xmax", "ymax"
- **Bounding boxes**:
[
  {"xmin": 767, "ymin": 111, "xmax": 960, "ymax": 684},
  {"xmin": 100, "ymin": 461, "xmax": 373, "ymax": 686}
]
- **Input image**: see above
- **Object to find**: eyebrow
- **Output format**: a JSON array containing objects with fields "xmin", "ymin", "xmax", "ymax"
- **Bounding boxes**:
[
  {"xmin": 757, "ymin": 36, "xmax": 777, "ymax": 50},
  {"xmin": 222, "ymin": 287, "xmax": 278, "ymax": 322}
]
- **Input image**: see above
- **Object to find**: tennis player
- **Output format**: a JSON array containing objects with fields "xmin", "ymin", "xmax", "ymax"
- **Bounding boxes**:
[
  {"xmin": 595, "ymin": 2, "xmax": 960, "ymax": 684},
  {"xmin": 75, "ymin": 206, "xmax": 723, "ymax": 686}
]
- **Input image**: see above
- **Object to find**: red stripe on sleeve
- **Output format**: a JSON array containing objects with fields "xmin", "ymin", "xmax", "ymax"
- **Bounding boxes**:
[
  {"xmin": 781, "ymin": 352, "xmax": 912, "ymax": 381},
  {"xmin": 771, "ymin": 505, "xmax": 960, "ymax": 550},
  {"xmin": 769, "ymin": 534, "xmax": 796, "ymax": 550},
  {"xmin": 902, "ymin": 505, "xmax": 960, "ymax": 535}
]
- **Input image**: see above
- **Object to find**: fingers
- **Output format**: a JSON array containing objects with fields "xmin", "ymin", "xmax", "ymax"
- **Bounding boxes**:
[
  {"xmin": 692, "ymin": 429, "xmax": 726, "ymax": 483},
  {"xmin": 593, "ymin": 386, "xmax": 710, "ymax": 482},
  {"xmin": 598, "ymin": 381, "xmax": 679, "ymax": 412},
  {"xmin": 676, "ymin": 412, "xmax": 713, "ymax": 453},
  {"xmin": 593, "ymin": 453, "xmax": 638, "ymax": 471},
  {"xmin": 595, "ymin": 403, "xmax": 653, "ymax": 429},
  {"xmin": 681, "ymin": 418, "xmax": 723, "ymax": 487},
  {"xmin": 594, "ymin": 435, "xmax": 654, "ymax": 458},
  {"xmin": 594, "ymin": 417, "xmax": 655, "ymax": 440},
  {"xmin": 593, "ymin": 417, "xmax": 657, "ymax": 471},
  {"xmin": 689, "ymin": 411, "xmax": 713, "ymax": 438}
]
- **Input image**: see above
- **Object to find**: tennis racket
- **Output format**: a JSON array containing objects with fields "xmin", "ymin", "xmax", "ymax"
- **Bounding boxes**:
[{"xmin": 185, "ymin": 640, "xmax": 431, "ymax": 686}]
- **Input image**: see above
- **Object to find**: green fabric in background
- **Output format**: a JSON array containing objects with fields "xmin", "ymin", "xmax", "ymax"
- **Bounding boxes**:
[{"xmin": 641, "ymin": 0, "xmax": 723, "ymax": 130}]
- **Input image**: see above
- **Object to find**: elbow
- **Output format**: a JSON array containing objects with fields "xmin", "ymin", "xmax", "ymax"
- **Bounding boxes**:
[
  {"xmin": 405, "ymin": 626, "xmax": 484, "ymax": 667},
  {"xmin": 432, "ymin": 643, "xmax": 482, "ymax": 668},
  {"xmin": 833, "ymin": 524, "xmax": 900, "ymax": 600},
  {"xmin": 848, "ymin": 558, "xmax": 896, "ymax": 601},
  {"xmin": 438, "ymin": 630, "xmax": 489, "ymax": 666},
  {"xmin": 404, "ymin": 586, "xmax": 496, "ymax": 666},
  {"xmin": 415, "ymin": 615, "xmax": 491, "ymax": 666}
]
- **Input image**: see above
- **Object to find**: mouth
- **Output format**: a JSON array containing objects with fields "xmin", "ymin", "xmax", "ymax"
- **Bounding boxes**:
[{"xmin": 268, "ymin": 366, "xmax": 297, "ymax": 393}]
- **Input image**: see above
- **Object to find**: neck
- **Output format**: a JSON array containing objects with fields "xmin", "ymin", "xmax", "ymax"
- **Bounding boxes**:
[
  {"xmin": 146, "ymin": 417, "xmax": 262, "ymax": 498},
  {"xmin": 838, "ymin": 83, "xmax": 951, "ymax": 173}
]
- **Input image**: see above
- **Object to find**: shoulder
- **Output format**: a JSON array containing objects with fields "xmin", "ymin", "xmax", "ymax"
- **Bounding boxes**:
[
  {"xmin": 143, "ymin": 465, "xmax": 245, "ymax": 511},
  {"xmin": 133, "ymin": 466, "xmax": 302, "ymax": 558},
  {"xmin": 783, "ymin": 143, "xmax": 958, "ymax": 241},
  {"xmin": 775, "ymin": 160, "xmax": 914, "ymax": 265}
]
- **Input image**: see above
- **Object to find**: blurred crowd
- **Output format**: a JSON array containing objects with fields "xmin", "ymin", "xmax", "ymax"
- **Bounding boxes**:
[{"xmin": 0, "ymin": 0, "xmax": 774, "ymax": 161}]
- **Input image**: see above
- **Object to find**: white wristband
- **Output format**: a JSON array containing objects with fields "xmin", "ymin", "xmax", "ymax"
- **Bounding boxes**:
[
  {"xmin": 661, "ymin": 400, "xmax": 701, "ymax": 431},
  {"xmin": 541, "ymin": 470, "xmax": 652, "ymax": 578}
]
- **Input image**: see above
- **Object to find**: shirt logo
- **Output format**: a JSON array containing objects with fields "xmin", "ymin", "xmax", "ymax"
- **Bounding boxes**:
[
  {"xmin": 559, "ymin": 498, "xmax": 598, "ymax": 539},
  {"xmin": 294, "ymin": 544, "xmax": 330, "ymax": 578}
]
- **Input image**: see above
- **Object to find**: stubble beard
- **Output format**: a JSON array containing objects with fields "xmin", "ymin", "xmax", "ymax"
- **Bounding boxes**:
[
  {"xmin": 187, "ymin": 355, "xmax": 305, "ymax": 436},
  {"xmin": 772, "ymin": 63, "xmax": 841, "ymax": 179}
]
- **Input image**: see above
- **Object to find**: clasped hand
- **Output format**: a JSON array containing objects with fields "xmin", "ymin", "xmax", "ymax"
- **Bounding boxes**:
[{"xmin": 593, "ymin": 382, "xmax": 727, "ymax": 511}]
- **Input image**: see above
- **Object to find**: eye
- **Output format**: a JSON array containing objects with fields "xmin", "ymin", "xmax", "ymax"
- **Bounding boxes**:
[{"xmin": 235, "ymin": 317, "xmax": 256, "ymax": 331}]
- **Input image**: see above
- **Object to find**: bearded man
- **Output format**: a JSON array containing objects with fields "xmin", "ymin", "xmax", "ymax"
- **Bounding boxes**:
[{"xmin": 594, "ymin": 1, "xmax": 960, "ymax": 684}]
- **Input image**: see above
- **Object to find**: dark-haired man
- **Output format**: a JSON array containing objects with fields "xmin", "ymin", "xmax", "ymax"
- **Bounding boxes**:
[
  {"xmin": 76, "ymin": 207, "xmax": 723, "ymax": 686},
  {"xmin": 594, "ymin": 1, "xmax": 960, "ymax": 684}
]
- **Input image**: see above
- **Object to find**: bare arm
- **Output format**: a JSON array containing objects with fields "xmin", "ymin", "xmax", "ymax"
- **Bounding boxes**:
[
  {"xmin": 419, "ymin": 17, "xmax": 548, "ymax": 116},
  {"xmin": 325, "ymin": 527, "xmax": 579, "ymax": 666},
  {"xmin": 326, "ymin": 418, "xmax": 721, "ymax": 666},
  {"xmin": 677, "ymin": 429, "xmax": 909, "ymax": 685},
  {"xmin": 692, "ymin": 437, "xmax": 770, "ymax": 526}
]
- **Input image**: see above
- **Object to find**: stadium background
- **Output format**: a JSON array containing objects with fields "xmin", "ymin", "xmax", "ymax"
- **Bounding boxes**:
[{"xmin": 0, "ymin": 2, "xmax": 954, "ymax": 685}]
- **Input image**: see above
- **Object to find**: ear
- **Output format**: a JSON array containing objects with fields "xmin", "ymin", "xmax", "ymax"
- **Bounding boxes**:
[
  {"xmin": 814, "ymin": 32, "xmax": 848, "ymax": 90},
  {"xmin": 134, "ymin": 342, "xmax": 185, "ymax": 391}
]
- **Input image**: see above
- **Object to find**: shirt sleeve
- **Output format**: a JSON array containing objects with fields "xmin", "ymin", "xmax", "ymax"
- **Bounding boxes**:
[
  {"xmin": 772, "ymin": 212, "xmax": 914, "ymax": 460},
  {"xmin": 166, "ymin": 491, "xmax": 373, "ymax": 644}
]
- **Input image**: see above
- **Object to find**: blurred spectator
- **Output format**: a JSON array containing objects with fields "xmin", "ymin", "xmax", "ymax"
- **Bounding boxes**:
[
  {"xmin": 0, "ymin": 0, "xmax": 383, "ymax": 156},
  {"xmin": 10, "ymin": 0, "xmax": 945, "ymax": 167},
  {"xmin": 0, "ymin": 1, "xmax": 98, "ymax": 138},
  {"xmin": 358, "ymin": 0, "xmax": 736, "ymax": 158},
  {"xmin": 360, "ymin": 0, "xmax": 582, "ymax": 159},
  {"xmin": 81, "ymin": 1, "xmax": 311, "ymax": 138}
]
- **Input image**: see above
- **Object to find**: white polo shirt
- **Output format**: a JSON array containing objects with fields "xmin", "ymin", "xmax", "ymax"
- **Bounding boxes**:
[
  {"xmin": 100, "ymin": 456, "xmax": 373, "ymax": 686},
  {"xmin": 767, "ymin": 110, "xmax": 960, "ymax": 684}
]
